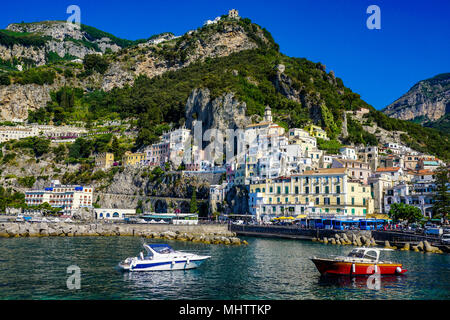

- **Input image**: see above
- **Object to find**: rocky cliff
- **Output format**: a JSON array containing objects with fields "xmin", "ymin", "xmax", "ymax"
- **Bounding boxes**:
[
  {"xmin": 383, "ymin": 73, "xmax": 450, "ymax": 124},
  {"xmin": 185, "ymin": 88, "xmax": 250, "ymax": 133},
  {"xmin": 100, "ymin": 22, "xmax": 263, "ymax": 91},
  {"xmin": 2, "ymin": 21, "xmax": 122, "ymax": 67},
  {"xmin": 0, "ymin": 18, "xmax": 269, "ymax": 120}
]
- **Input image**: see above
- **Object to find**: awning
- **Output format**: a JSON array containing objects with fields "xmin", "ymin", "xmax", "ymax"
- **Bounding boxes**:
[{"xmin": 295, "ymin": 214, "xmax": 307, "ymax": 219}]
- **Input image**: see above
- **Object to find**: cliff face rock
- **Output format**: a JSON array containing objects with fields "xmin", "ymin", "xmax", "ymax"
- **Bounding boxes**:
[
  {"xmin": 185, "ymin": 88, "xmax": 250, "ymax": 134},
  {"xmin": 0, "ymin": 83, "xmax": 53, "ymax": 120},
  {"xmin": 224, "ymin": 186, "xmax": 249, "ymax": 214},
  {"xmin": 1, "ymin": 21, "xmax": 121, "ymax": 67},
  {"xmin": 272, "ymin": 68, "xmax": 323, "ymax": 123},
  {"xmin": 101, "ymin": 23, "xmax": 262, "ymax": 91},
  {"xmin": 0, "ymin": 18, "xmax": 269, "ymax": 120},
  {"xmin": 383, "ymin": 73, "xmax": 450, "ymax": 123},
  {"xmin": 104, "ymin": 167, "xmax": 210, "ymax": 200}
]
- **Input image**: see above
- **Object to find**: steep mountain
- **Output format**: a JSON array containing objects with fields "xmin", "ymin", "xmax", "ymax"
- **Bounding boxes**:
[
  {"xmin": 0, "ymin": 14, "xmax": 449, "ymax": 161},
  {"xmin": 382, "ymin": 73, "xmax": 450, "ymax": 128},
  {"xmin": 0, "ymin": 21, "xmax": 158, "ymax": 68}
]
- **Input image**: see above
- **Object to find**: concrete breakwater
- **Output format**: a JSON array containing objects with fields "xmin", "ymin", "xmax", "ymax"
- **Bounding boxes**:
[
  {"xmin": 312, "ymin": 232, "xmax": 377, "ymax": 247},
  {"xmin": 231, "ymin": 224, "xmax": 446, "ymax": 254},
  {"xmin": 0, "ymin": 222, "xmax": 248, "ymax": 246}
]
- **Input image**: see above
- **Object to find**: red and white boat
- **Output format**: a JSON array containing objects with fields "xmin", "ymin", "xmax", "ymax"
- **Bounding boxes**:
[{"xmin": 311, "ymin": 247, "xmax": 407, "ymax": 275}]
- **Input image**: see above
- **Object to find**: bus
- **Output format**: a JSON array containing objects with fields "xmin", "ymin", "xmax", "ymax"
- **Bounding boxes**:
[
  {"xmin": 332, "ymin": 219, "xmax": 359, "ymax": 230},
  {"xmin": 309, "ymin": 218, "xmax": 325, "ymax": 229},
  {"xmin": 359, "ymin": 219, "xmax": 385, "ymax": 230}
]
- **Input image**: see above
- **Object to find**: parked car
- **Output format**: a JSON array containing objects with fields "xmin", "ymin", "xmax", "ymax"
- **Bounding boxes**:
[{"xmin": 441, "ymin": 234, "xmax": 450, "ymax": 245}]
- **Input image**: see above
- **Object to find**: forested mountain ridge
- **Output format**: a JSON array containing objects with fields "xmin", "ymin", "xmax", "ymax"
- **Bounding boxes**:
[{"xmin": 0, "ymin": 14, "xmax": 449, "ymax": 160}]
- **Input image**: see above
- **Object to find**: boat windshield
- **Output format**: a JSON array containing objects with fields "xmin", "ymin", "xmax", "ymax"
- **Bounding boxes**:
[
  {"xmin": 149, "ymin": 244, "xmax": 175, "ymax": 254},
  {"xmin": 362, "ymin": 250, "xmax": 378, "ymax": 261},
  {"xmin": 347, "ymin": 249, "xmax": 365, "ymax": 258}
]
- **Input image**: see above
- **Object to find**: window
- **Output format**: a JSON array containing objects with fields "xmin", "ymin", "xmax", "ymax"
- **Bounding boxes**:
[
  {"xmin": 285, "ymin": 186, "xmax": 289, "ymax": 194},
  {"xmin": 316, "ymin": 186, "xmax": 320, "ymax": 194},
  {"xmin": 315, "ymin": 198, "xmax": 320, "ymax": 205},
  {"xmin": 336, "ymin": 186, "xmax": 340, "ymax": 194},
  {"xmin": 277, "ymin": 187, "xmax": 281, "ymax": 194},
  {"xmin": 325, "ymin": 186, "xmax": 329, "ymax": 194},
  {"xmin": 337, "ymin": 197, "xmax": 340, "ymax": 205},
  {"xmin": 351, "ymin": 198, "xmax": 355, "ymax": 205},
  {"xmin": 305, "ymin": 187, "xmax": 309, "ymax": 194},
  {"xmin": 351, "ymin": 186, "xmax": 355, "ymax": 192},
  {"xmin": 295, "ymin": 186, "xmax": 299, "ymax": 194}
]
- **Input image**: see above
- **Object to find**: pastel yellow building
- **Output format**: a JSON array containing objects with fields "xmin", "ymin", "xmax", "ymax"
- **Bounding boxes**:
[
  {"xmin": 122, "ymin": 151, "xmax": 146, "ymax": 166},
  {"xmin": 248, "ymin": 168, "xmax": 373, "ymax": 221},
  {"xmin": 304, "ymin": 124, "xmax": 328, "ymax": 140},
  {"xmin": 95, "ymin": 152, "xmax": 115, "ymax": 169}
]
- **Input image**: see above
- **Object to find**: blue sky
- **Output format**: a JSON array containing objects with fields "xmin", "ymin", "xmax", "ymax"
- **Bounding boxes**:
[{"xmin": 1, "ymin": 0, "xmax": 449, "ymax": 110}]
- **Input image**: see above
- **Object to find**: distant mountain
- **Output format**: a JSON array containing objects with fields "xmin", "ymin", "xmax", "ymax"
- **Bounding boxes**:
[{"xmin": 382, "ymin": 73, "xmax": 450, "ymax": 130}]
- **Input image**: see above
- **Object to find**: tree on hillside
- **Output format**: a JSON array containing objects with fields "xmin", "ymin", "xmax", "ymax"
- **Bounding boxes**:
[
  {"xmin": 190, "ymin": 189, "xmax": 198, "ymax": 214},
  {"xmin": 388, "ymin": 203, "xmax": 423, "ymax": 224},
  {"xmin": 432, "ymin": 166, "xmax": 450, "ymax": 219},
  {"xmin": 83, "ymin": 54, "xmax": 109, "ymax": 75}
]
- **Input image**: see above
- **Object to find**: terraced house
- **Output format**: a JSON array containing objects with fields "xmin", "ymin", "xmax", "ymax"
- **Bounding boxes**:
[{"xmin": 248, "ymin": 168, "xmax": 374, "ymax": 222}]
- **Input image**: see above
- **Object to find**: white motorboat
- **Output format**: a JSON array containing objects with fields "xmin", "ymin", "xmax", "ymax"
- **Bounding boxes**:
[{"xmin": 118, "ymin": 243, "xmax": 211, "ymax": 272}]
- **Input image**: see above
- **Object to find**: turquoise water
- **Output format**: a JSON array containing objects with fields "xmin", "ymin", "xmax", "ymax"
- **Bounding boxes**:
[{"xmin": 0, "ymin": 236, "xmax": 449, "ymax": 300}]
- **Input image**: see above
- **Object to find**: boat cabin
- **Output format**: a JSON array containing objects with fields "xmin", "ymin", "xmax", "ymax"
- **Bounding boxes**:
[
  {"xmin": 346, "ymin": 248, "xmax": 387, "ymax": 262},
  {"xmin": 143, "ymin": 244, "xmax": 175, "ymax": 259}
]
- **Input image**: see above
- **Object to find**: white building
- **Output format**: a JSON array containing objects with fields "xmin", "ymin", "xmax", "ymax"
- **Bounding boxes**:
[
  {"xmin": 94, "ymin": 208, "xmax": 136, "ymax": 220},
  {"xmin": 384, "ymin": 182, "xmax": 436, "ymax": 217},
  {"xmin": 242, "ymin": 106, "xmax": 288, "ymax": 184},
  {"xmin": 339, "ymin": 146, "xmax": 357, "ymax": 160},
  {"xmin": 25, "ymin": 180, "xmax": 94, "ymax": 215},
  {"xmin": 0, "ymin": 124, "xmax": 87, "ymax": 143}
]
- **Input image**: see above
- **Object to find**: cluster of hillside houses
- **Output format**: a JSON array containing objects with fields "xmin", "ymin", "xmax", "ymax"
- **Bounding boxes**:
[{"xmin": 95, "ymin": 106, "xmax": 445, "ymax": 222}]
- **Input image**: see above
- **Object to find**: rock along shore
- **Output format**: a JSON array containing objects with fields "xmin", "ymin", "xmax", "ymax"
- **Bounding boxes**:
[
  {"xmin": 312, "ymin": 233, "xmax": 444, "ymax": 254},
  {"xmin": 0, "ymin": 222, "xmax": 248, "ymax": 246}
]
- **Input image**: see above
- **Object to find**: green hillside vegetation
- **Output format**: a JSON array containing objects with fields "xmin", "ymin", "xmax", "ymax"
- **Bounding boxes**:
[
  {"xmin": 0, "ymin": 29, "xmax": 52, "ymax": 47},
  {"xmin": 80, "ymin": 24, "xmax": 148, "ymax": 48},
  {"xmin": 423, "ymin": 113, "xmax": 450, "ymax": 133},
  {"xmin": 8, "ymin": 17, "xmax": 448, "ymax": 161},
  {"xmin": 364, "ymin": 110, "xmax": 450, "ymax": 160}
]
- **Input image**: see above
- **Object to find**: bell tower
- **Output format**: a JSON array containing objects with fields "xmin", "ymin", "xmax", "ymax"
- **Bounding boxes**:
[{"xmin": 264, "ymin": 106, "xmax": 273, "ymax": 122}]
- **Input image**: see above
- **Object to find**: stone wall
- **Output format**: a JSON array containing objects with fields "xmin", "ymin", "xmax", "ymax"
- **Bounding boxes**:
[{"xmin": 0, "ymin": 222, "xmax": 247, "ymax": 245}]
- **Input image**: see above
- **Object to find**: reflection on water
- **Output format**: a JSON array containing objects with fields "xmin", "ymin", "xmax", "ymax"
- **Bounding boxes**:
[
  {"xmin": 318, "ymin": 274, "xmax": 408, "ymax": 290},
  {"xmin": 0, "ymin": 236, "xmax": 448, "ymax": 300}
]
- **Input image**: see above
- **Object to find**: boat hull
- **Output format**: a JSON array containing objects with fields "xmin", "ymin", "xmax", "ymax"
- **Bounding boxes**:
[
  {"xmin": 118, "ymin": 257, "xmax": 209, "ymax": 272},
  {"xmin": 311, "ymin": 258, "xmax": 407, "ymax": 275}
]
